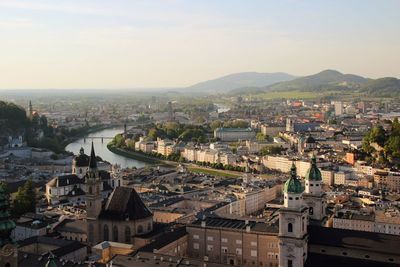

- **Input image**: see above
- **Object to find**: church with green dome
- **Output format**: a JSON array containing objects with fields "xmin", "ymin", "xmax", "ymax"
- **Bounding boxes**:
[{"xmin": 303, "ymin": 155, "xmax": 327, "ymax": 221}]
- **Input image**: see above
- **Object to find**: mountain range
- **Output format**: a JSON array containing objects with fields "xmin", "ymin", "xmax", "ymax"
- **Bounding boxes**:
[
  {"xmin": 185, "ymin": 69, "xmax": 400, "ymax": 97},
  {"xmin": 186, "ymin": 72, "xmax": 296, "ymax": 93}
]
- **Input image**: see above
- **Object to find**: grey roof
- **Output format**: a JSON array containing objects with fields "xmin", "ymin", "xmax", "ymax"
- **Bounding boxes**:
[
  {"xmin": 306, "ymin": 253, "xmax": 398, "ymax": 267},
  {"xmin": 47, "ymin": 175, "xmax": 82, "ymax": 188},
  {"xmin": 99, "ymin": 187, "xmax": 152, "ymax": 221},
  {"xmin": 308, "ymin": 225, "xmax": 400, "ymax": 256},
  {"xmin": 190, "ymin": 217, "xmax": 278, "ymax": 233},
  {"xmin": 55, "ymin": 219, "xmax": 86, "ymax": 234},
  {"xmin": 73, "ymin": 154, "xmax": 89, "ymax": 167}
]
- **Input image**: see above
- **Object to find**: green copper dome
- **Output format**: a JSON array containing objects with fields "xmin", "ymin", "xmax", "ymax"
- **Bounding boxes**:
[
  {"xmin": 305, "ymin": 155, "xmax": 322, "ymax": 181},
  {"xmin": 283, "ymin": 163, "xmax": 304, "ymax": 194}
]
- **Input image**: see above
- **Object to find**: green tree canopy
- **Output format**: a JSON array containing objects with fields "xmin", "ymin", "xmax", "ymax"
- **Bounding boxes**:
[{"xmin": 12, "ymin": 179, "xmax": 36, "ymax": 218}]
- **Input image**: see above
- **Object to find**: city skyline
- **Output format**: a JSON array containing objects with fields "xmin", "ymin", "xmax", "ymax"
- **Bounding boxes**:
[{"xmin": 1, "ymin": 0, "xmax": 400, "ymax": 89}]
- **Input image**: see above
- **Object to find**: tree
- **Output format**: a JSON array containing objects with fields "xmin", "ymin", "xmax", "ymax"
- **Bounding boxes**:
[
  {"xmin": 370, "ymin": 125, "xmax": 386, "ymax": 147},
  {"xmin": 12, "ymin": 179, "xmax": 36, "ymax": 218},
  {"xmin": 260, "ymin": 146, "xmax": 284, "ymax": 156},
  {"xmin": 256, "ymin": 133, "xmax": 267, "ymax": 141},
  {"xmin": 210, "ymin": 121, "xmax": 223, "ymax": 130},
  {"xmin": 113, "ymin": 134, "xmax": 126, "ymax": 148},
  {"xmin": 385, "ymin": 136, "xmax": 400, "ymax": 158}
]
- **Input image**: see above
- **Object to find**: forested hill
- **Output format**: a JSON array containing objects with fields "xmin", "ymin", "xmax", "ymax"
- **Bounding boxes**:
[{"xmin": 0, "ymin": 101, "xmax": 29, "ymax": 134}]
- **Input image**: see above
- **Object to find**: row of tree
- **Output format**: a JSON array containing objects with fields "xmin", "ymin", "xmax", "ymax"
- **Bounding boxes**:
[
  {"xmin": 362, "ymin": 118, "xmax": 400, "ymax": 166},
  {"xmin": 1, "ymin": 179, "xmax": 37, "ymax": 218}
]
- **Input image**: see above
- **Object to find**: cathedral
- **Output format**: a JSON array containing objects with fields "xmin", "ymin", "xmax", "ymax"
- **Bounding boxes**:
[
  {"xmin": 85, "ymin": 143, "xmax": 154, "ymax": 246},
  {"xmin": 278, "ymin": 156, "xmax": 326, "ymax": 267}
]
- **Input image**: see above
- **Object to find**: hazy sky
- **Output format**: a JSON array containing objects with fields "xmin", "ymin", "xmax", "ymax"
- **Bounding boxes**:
[{"xmin": 1, "ymin": 0, "xmax": 399, "ymax": 89}]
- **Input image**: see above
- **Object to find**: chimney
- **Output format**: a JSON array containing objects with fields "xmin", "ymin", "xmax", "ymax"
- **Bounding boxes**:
[{"xmin": 201, "ymin": 221, "xmax": 206, "ymax": 228}]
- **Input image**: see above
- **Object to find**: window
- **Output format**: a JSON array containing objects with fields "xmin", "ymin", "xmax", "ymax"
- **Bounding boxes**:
[
  {"xmin": 221, "ymin": 247, "xmax": 228, "ymax": 253},
  {"xmin": 251, "ymin": 241, "xmax": 257, "ymax": 246},
  {"xmin": 342, "ymin": 252, "xmax": 348, "ymax": 256},
  {"xmin": 193, "ymin": 234, "xmax": 199, "ymax": 240},
  {"xmin": 147, "ymin": 223, "xmax": 151, "ymax": 231},
  {"xmin": 113, "ymin": 226, "xmax": 119, "ymax": 242},
  {"xmin": 221, "ymin": 237, "xmax": 227, "ymax": 243},
  {"xmin": 193, "ymin": 243, "xmax": 199, "ymax": 249},
  {"xmin": 288, "ymin": 260, "xmax": 293, "ymax": 267},
  {"xmin": 236, "ymin": 248, "xmax": 242, "ymax": 255},
  {"xmin": 137, "ymin": 225, "xmax": 143, "ymax": 234},
  {"xmin": 207, "ymin": 245, "xmax": 213, "ymax": 251},
  {"xmin": 288, "ymin": 223, "xmax": 293, "ymax": 233},
  {"xmin": 207, "ymin": 236, "xmax": 214, "ymax": 241},
  {"xmin": 251, "ymin": 250, "xmax": 257, "ymax": 257},
  {"xmin": 309, "ymin": 207, "xmax": 314, "ymax": 215},
  {"xmin": 236, "ymin": 240, "xmax": 242, "ymax": 245},
  {"xmin": 103, "ymin": 224, "xmax": 109, "ymax": 240},
  {"xmin": 125, "ymin": 226, "xmax": 131, "ymax": 243}
]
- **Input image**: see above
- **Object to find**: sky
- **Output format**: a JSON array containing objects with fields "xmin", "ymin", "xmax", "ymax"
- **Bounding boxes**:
[{"xmin": 0, "ymin": 0, "xmax": 399, "ymax": 89}]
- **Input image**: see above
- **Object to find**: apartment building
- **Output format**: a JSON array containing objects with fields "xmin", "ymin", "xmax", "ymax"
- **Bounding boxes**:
[
  {"xmin": 187, "ymin": 217, "xmax": 279, "ymax": 267},
  {"xmin": 333, "ymin": 209, "xmax": 400, "ymax": 236},
  {"xmin": 260, "ymin": 124, "xmax": 285, "ymax": 137},
  {"xmin": 214, "ymin": 128, "xmax": 256, "ymax": 142},
  {"xmin": 320, "ymin": 169, "xmax": 334, "ymax": 186},
  {"xmin": 156, "ymin": 138, "xmax": 176, "ymax": 156},
  {"xmin": 374, "ymin": 171, "xmax": 400, "ymax": 192}
]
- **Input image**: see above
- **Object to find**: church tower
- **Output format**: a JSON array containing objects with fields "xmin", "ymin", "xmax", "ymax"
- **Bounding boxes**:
[
  {"xmin": 279, "ymin": 163, "xmax": 308, "ymax": 267},
  {"xmin": 302, "ymin": 155, "xmax": 326, "ymax": 222},
  {"xmin": 86, "ymin": 142, "xmax": 102, "ymax": 245},
  {"xmin": 0, "ymin": 184, "xmax": 18, "ymax": 267},
  {"xmin": 28, "ymin": 100, "xmax": 33, "ymax": 119}
]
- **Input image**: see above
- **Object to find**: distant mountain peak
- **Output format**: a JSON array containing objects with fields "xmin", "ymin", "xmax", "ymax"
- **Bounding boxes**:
[{"xmin": 185, "ymin": 72, "xmax": 296, "ymax": 93}]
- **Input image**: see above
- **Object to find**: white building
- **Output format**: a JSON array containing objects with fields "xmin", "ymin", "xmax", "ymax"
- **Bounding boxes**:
[{"xmin": 214, "ymin": 128, "xmax": 256, "ymax": 142}]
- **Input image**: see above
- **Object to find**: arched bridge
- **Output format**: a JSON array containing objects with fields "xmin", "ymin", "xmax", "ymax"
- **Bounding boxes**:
[{"xmin": 83, "ymin": 136, "xmax": 114, "ymax": 143}]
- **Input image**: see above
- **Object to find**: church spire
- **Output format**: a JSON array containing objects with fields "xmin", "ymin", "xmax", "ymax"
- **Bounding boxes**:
[
  {"xmin": 28, "ymin": 100, "xmax": 33, "ymax": 118},
  {"xmin": 86, "ymin": 141, "xmax": 99, "ymax": 180},
  {"xmin": 89, "ymin": 141, "xmax": 97, "ymax": 170}
]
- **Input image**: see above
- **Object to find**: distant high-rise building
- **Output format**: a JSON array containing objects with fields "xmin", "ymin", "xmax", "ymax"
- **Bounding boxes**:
[
  {"xmin": 334, "ymin": 101, "xmax": 343, "ymax": 116},
  {"xmin": 168, "ymin": 101, "xmax": 175, "ymax": 122}
]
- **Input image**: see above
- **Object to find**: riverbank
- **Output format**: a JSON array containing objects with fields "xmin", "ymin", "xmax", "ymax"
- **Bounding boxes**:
[
  {"xmin": 107, "ymin": 143, "xmax": 178, "ymax": 166},
  {"xmin": 107, "ymin": 144, "xmax": 247, "ymax": 178},
  {"xmin": 186, "ymin": 166, "xmax": 242, "ymax": 178},
  {"xmin": 62, "ymin": 124, "xmax": 119, "ymax": 150}
]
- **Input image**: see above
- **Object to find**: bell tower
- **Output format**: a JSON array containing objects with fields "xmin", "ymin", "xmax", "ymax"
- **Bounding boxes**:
[
  {"xmin": 86, "ymin": 142, "xmax": 102, "ymax": 245},
  {"xmin": 0, "ymin": 184, "xmax": 18, "ymax": 267},
  {"xmin": 303, "ymin": 155, "xmax": 326, "ymax": 222},
  {"xmin": 279, "ymin": 163, "xmax": 308, "ymax": 267}
]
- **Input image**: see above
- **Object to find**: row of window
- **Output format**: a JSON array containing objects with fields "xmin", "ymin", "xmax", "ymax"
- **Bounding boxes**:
[{"xmin": 194, "ymin": 243, "xmax": 258, "ymax": 257}]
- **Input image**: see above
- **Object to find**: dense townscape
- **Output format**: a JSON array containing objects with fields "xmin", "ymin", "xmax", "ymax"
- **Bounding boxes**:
[
  {"xmin": 1, "ymin": 1, "xmax": 400, "ymax": 267},
  {"xmin": 1, "ymin": 88, "xmax": 400, "ymax": 267}
]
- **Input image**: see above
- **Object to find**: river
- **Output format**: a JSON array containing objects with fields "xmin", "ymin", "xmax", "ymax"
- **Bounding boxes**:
[{"xmin": 65, "ymin": 127, "xmax": 148, "ymax": 169}]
